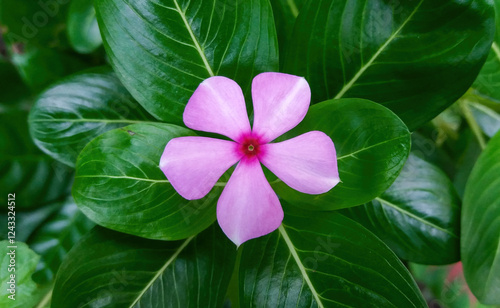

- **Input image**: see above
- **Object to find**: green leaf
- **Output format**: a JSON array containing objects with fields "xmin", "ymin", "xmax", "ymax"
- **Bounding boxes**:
[
  {"xmin": 239, "ymin": 205, "xmax": 426, "ymax": 307},
  {"xmin": 52, "ymin": 224, "xmax": 236, "ymax": 307},
  {"xmin": 67, "ymin": 0, "xmax": 103, "ymax": 53},
  {"xmin": 29, "ymin": 197, "xmax": 95, "ymax": 285},
  {"xmin": 269, "ymin": 0, "xmax": 305, "ymax": 68},
  {"xmin": 11, "ymin": 44, "xmax": 87, "ymax": 93},
  {"xmin": 29, "ymin": 66, "xmax": 155, "ymax": 167},
  {"xmin": 468, "ymin": 102, "xmax": 500, "ymax": 138},
  {"xmin": 95, "ymin": 0, "xmax": 279, "ymax": 124},
  {"xmin": 462, "ymin": 130, "xmax": 500, "ymax": 304},
  {"xmin": 272, "ymin": 99, "xmax": 411, "ymax": 210},
  {"xmin": 342, "ymin": 154, "xmax": 460, "ymax": 265},
  {"xmin": 0, "ymin": 110, "xmax": 73, "ymax": 209},
  {"xmin": 471, "ymin": 0, "xmax": 500, "ymax": 104},
  {"xmin": 0, "ymin": 241, "xmax": 42, "ymax": 308},
  {"xmin": 472, "ymin": 45, "xmax": 500, "ymax": 104},
  {"xmin": 284, "ymin": 0, "xmax": 494, "ymax": 130},
  {"xmin": 73, "ymin": 123, "xmax": 222, "ymax": 240}
]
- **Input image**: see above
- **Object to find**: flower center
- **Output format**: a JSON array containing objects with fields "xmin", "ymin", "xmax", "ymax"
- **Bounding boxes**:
[{"xmin": 239, "ymin": 134, "xmax": 263, "ymax": 160}]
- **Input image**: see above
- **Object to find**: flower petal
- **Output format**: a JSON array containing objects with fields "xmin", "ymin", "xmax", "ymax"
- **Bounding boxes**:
[
  {"xmin": 260, "ymin": 131, "xmax": 340, "ymax": 194},
  {"xmin": 160, "ymin": 136, "xmax": 241, "ymax": 200},
  {"xmin": 183, "ymin": 76, "xmax": 251, "ymax": 141},
  {"xmin": 217, "ymin": 159, "xmax": 283, "ymax": 246},
  {"xmin": 252, "ymin": 72, "xmax": 311, "ymax": 143}
]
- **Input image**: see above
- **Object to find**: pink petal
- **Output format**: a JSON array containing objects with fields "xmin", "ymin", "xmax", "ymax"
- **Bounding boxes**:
[
  {"xmin": 252, "ymin": 72, "xmax": 311, "ymax": 143},
  {"xmin": 183, "ymin": 76, "xmax": 251, "ymax": 141},
  {"xmin": 260, "ymin": 131, "xmax": 340, "ymax": 194},
  {"xmin": 217, "ymin": 159, "xmax": 283, "ymax": 246},
  {"xmin": 160, "ymin": 136, "xmax": 242, "ymax": 200}
]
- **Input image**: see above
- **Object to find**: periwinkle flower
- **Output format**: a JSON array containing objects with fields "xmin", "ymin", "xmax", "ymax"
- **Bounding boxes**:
[{"xmin": 160, "ymin": 72, "xmax": 339, "ymax": 246}]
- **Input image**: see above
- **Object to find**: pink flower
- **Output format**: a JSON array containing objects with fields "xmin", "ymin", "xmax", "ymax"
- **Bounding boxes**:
[{"xmin": 160, "ymin": 72, "xmax": 339, "ymax": 246}]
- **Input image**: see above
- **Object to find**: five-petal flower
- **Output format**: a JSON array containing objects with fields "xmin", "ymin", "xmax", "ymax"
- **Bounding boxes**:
[{"xmin": 160, "ymin": 72, "xmax": 340, "ymax": 246}]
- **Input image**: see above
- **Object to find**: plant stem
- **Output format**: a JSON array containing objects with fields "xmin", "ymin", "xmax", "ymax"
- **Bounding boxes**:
[{"xmin": 459, "ymin": 99, "xmax": 486, "ymax": 150}]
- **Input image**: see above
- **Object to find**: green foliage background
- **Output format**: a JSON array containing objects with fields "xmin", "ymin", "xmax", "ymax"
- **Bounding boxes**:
[{"xmin": 1, "ymin": 0, "xmax": 500, "ymax": 307}]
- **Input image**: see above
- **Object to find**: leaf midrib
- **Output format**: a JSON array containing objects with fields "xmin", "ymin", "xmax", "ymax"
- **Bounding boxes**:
[
  {"xmin": 375, "ymin": 197, "xmax": 457, "ymax": 237},
  {"xmin": 333, "ymin": 0, "xmax": 425, "ymax": 99},
  {"xmin": 171, "ymin": 0, "xmax": 215, "ymax": 77},
  {"xmin": 492, "ymin": 41, "xmax": 500, "ymax": 61},
  {"xmin": 287, "ymin": 0, "xmax": 300, "ymax": 17},
  {"xmin": 278, "ymin": 225, "xmax": 325, "ymax": 308},
  {"xmin": 337, "ymin": 135, "xmax": 408, "ymax": 161},
  {"xmin": 128, "ymin": 236, "xmax": 194, "ymax": 308},
  {"xmin": 75, "ymin": 174, "xmax": 228, "ymax": 187}
]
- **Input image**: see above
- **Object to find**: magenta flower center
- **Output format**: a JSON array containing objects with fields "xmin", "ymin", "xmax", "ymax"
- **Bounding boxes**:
[{"xmin": 239, "ymin": 134, "xmax": 263, "ymax": 159}]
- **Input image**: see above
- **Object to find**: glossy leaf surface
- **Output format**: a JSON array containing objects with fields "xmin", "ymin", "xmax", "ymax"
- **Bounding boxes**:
[
  {"xmin": 239, "ymin": 206, "xmax": 426, "ymax": 307},
  {"xmin": 95, "ymin": 0, "xmax": 279, "ymax": 123},
  {"xmin": 284, "ymin": 0, "xmax": 494, "ymax": 130},
  {"xmin": 29, "ymin": 67, "xmax": 155, "ymax": 167},
  {"xmin": 73, "ymin": 123, "xmax": 221, "ymax": 240},
  {"xmin": 67, "ymin": 0, "xmax": 103, "ymax": 53},
  {"xmin": 272, "ymin": 99, "xmax": 410, "ymax": 210},
  {"xmin": 462, "ymin": 130, "xmax": 500, "ymax": 304},
  {"xmin": 52, "ymin": 224, "xmax": 236, "ymax": 308},
  {"xmin": 343, "ymin": 154, "xmax": 461, "ymax": 265}
]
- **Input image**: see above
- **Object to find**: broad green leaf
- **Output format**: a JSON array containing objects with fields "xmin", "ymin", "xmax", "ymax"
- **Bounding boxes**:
[
  {"xmin": 343, "ymin": 154, "xmax": 460, "ymax": 265},
  {"xmin": 67, "ymin": 0, "xmax": 103, "ymax": 53},
  {"xmin": 239, "ymin": 205, "xmax": 426, "ymax": 307},
  {"xmin": 0, "ymin": 241, "xmax": 43, "ymax": 308},
  {"xmin": 469, "ymin": 103, "xmax": 500, "ymax": 138},
  {"xmin": 95, "ymin": 0, "xmax": 279, "ymax": 124},
  {"xmin": 449, "ymin": 129, "xmax": 482, "ymax": 199},
  {"xmin": 11, "ymin": 44, "xmax": 86, "ymax": 93},
  {"xmin": 73, "ymin": 123, "xmax": 222, "ymax": 240},
  {"xmin": 29, "ymin": 197, "xmax": 95, "ymax": 285},
  {"xmin": 462, "ymin": 130, "xmax": 500, "ymax": 304},
  {"xmin": 0, "ymin": 110, "xmax": 73, "ymax": 209},
  {"xmin": 272, "ymin": 99, "xmax": 411, "ymax": 210},
  {"xmin": 471, "ymin": 0, "xmax": 500, "ymax": 104},
  {"xmin": 52, "ymin": 224, "xmax": 236, "ymax": 307},
  {"xmin": 269, "ymin": 0, "xmax": 305, "ymax": 68},
  {"xmin": 472, "ymin": 45, "xmax": 500, "ymax": 104},
  {"xmin": 29, "ymin": 66, "xmax": 155, "ymax": 167},
  {"xmin": 284, "ymin": 0, "xmax": 494, "ymax": 130}
]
